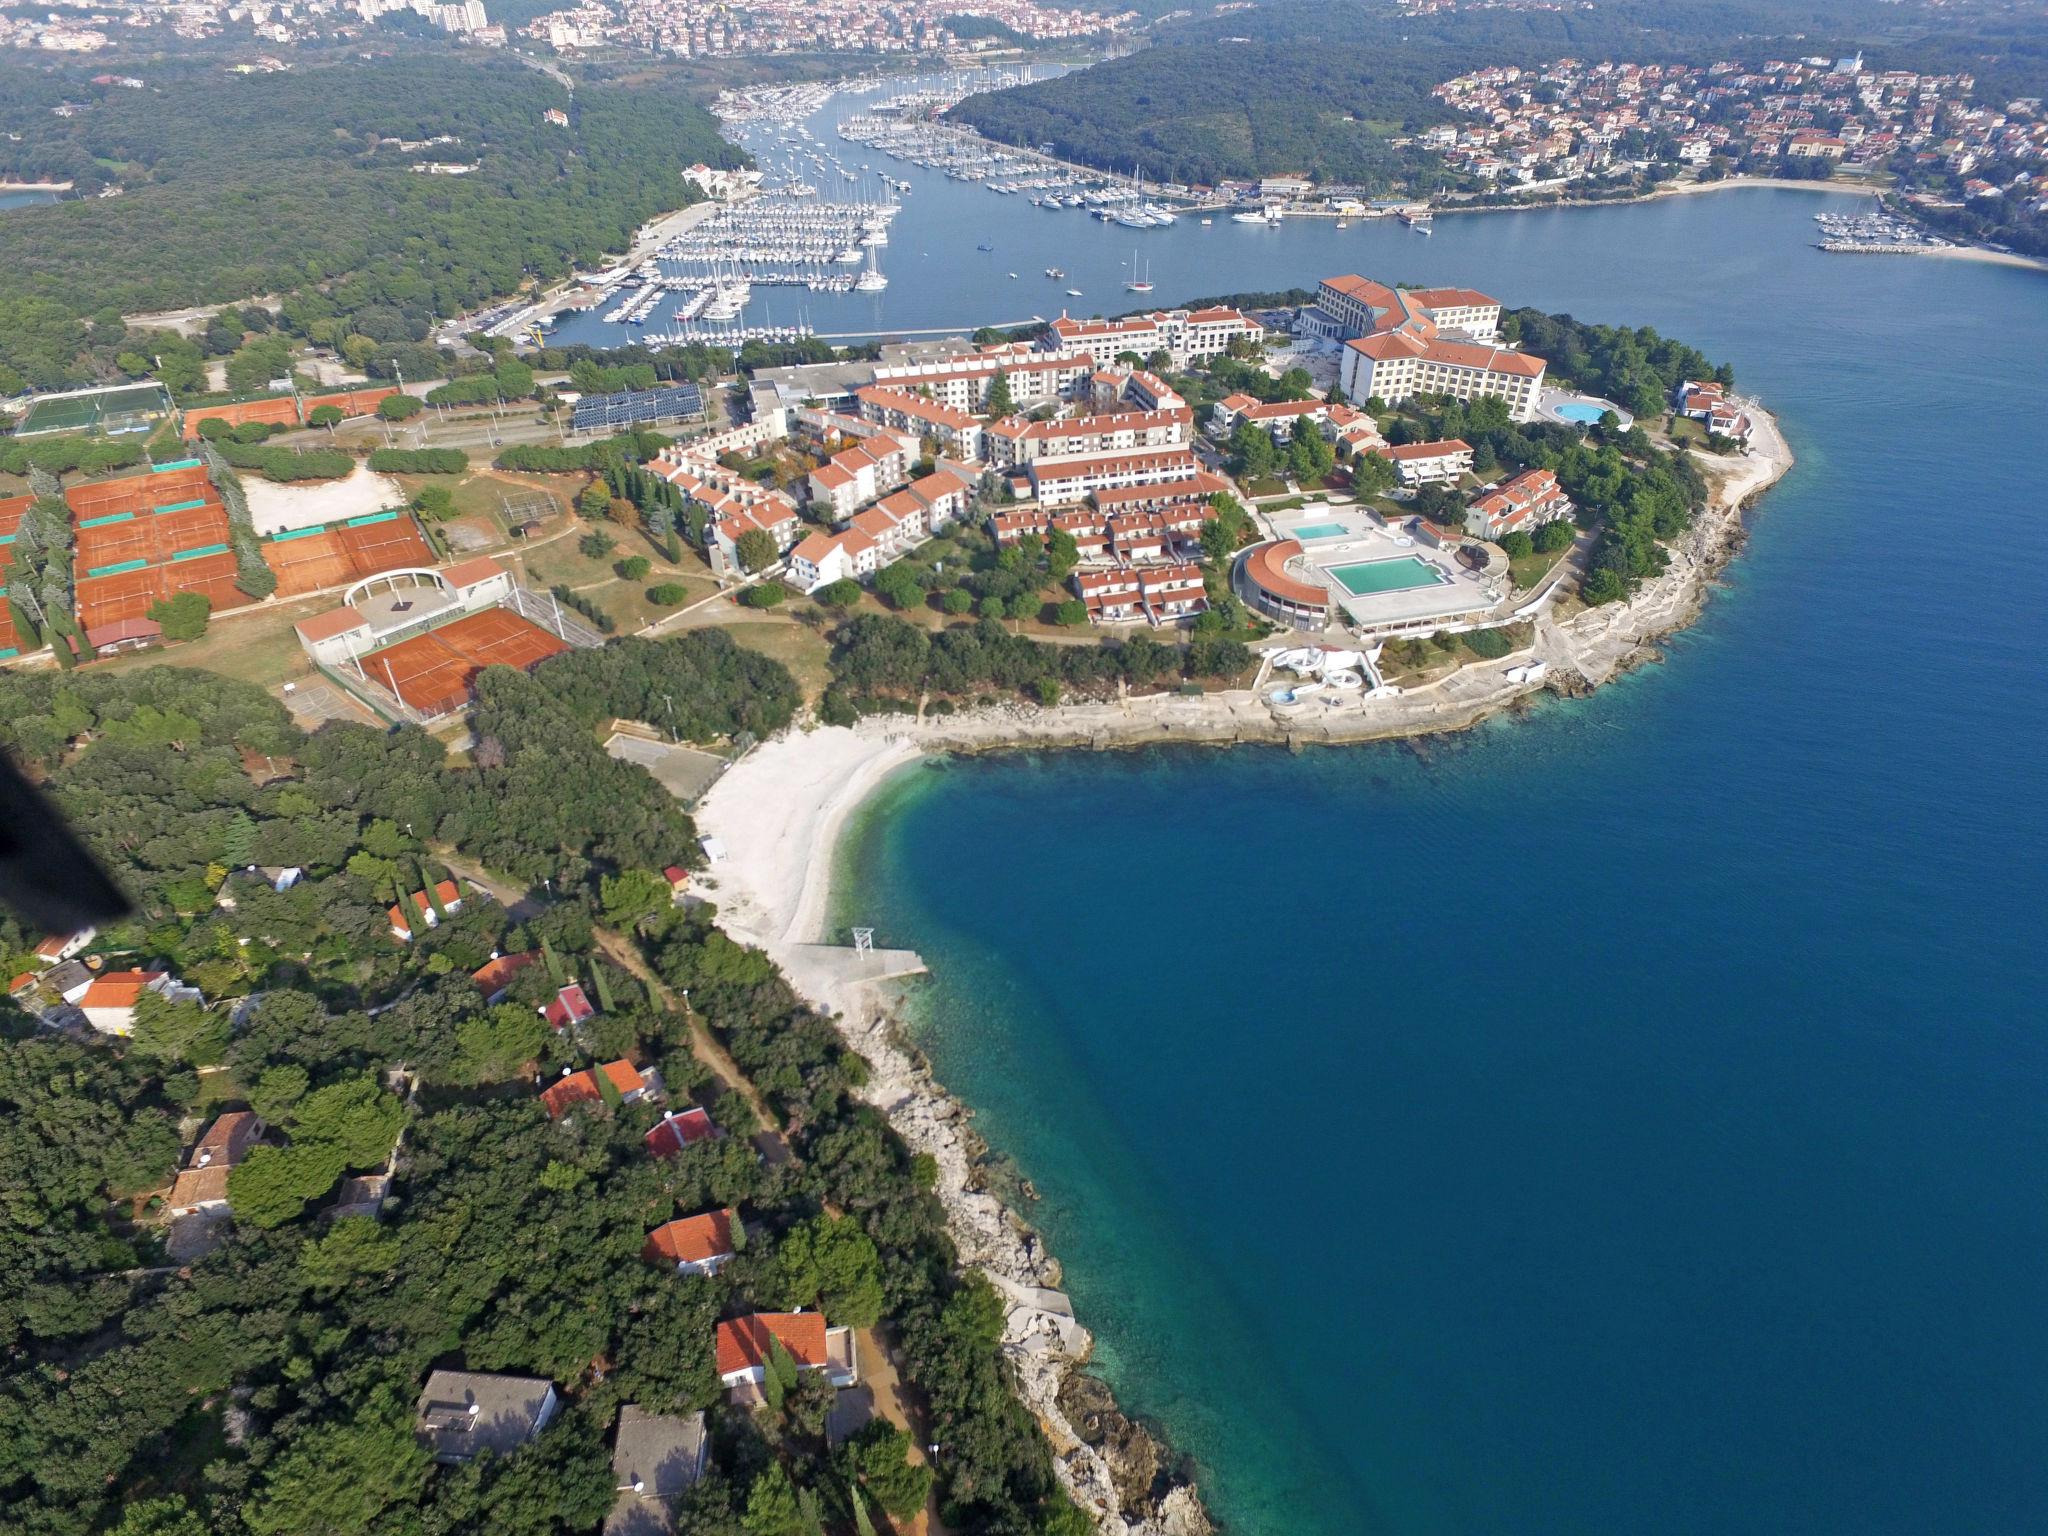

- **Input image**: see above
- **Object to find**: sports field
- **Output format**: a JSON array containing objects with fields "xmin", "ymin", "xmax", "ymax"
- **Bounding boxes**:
[
  {"xmin": 359, "ymin": 607, "xmax": 567, "ymax": 717},
  {"xmin": 17, "ymin": 384, "xmax": 172, "ymax": 438}
]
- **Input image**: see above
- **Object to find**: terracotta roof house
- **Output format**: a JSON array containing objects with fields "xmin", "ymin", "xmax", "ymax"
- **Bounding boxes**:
[
  {"xmin": 642, "ymin": 1209, "xmax": 739, "ymax": 1276},
  {"xmin": 415, "ymin": 1370, "xmax": 560, "ymax": 1463},
  {"xmin": 32, "ymin": 928, "xmax": 93, "ymax": 965},
  {"xmin": 715, "ymin": 1313, "xmax": 858, "ymax": 1400},
  {"xmin": 168, "ymin": 1110, "xmax": 265, "ymax": 1216},
  {"xmin": 388, "ymin": 880, "xmax": 465, "ymax": 942},
  {"xmin": 472, "ymin": 950, "xmax": 538, "ymax": 1003},
  {"xmin": 79, "ymin": 967, "xmax": 198, "ymax": 1037},
  {"xmin": 543, "ymin": 982, "xmax": 597, "ymax": 1031},
  {"xmin": 643, "ymin": 1107, "xmax": 717, "ymax": 1158},
  {"xmin": 606, "ymin": 1406, "xmax": 709, "ymax": 1536},
  {"xmin": 540, "ymin": 1059, "xmax": 658, "ymax": 1120}
]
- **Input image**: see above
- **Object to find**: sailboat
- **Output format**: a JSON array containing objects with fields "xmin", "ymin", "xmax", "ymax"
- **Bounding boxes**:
[
  {"xmin": 855, "ymin": 247, "xmax": 887, "ymax": 291},
  {"xmin": 1124, "ymin": 250, "xmax": 1153, "ymax": 293}
]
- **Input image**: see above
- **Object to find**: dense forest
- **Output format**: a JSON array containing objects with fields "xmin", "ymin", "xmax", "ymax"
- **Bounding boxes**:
[
  {"xmin": 0, "ymin": 54, "xmax": 742, "ymax": 390},
  {"xmin": 0, "ymin": 644, "xmax": 1093, "ymax": 1536},
  {"xmin": 949, "ymin": 0, "xmax": 2044, "ymax": 185}
]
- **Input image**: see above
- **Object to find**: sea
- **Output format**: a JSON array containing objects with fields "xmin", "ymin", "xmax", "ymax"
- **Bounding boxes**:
[{"xmin": 733, "ymin": 71, "xmax": 2048, "ymax": 1536}]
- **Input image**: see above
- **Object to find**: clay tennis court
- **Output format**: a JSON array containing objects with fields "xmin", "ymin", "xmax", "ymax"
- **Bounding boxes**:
[
  {"xmin": 67, "ymin": 466, "xmax": 213, "ymax": 519},
  {"xmin": 0, "ymin": 494, "xmax": 31, "ymax": 538},
  {"xmin": 361, "ymin": 608, "xmax": 568, "ymax": 717},
  {"xmin": 262, "ymin": 514, "xmax": 436, "ymax": 597},
  {"xmin": 75, "ymin": 552, "xmax": 247, "ymax": 632},
  {"xmin": 75, "ymin": 504, "xmax": 230, "ymax": 570},
  {"xmin": 0, "ymin": 601, "xmax": 21, "ymax": 658}
]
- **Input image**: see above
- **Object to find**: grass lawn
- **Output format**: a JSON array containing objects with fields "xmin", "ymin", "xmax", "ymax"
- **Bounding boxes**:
[
  {"xmin": 1509, "ymin": 547, "xmax": 1572, "ymax": 592},
  {"xmin": 722, "ymin": 620, "xmax": 834, "ymax": 702},
  {"xmin": 1244, "ymin": 478, "xmax": 1290, "ymax": 498},
  {"xmin": 94, "ymin": 605, "xmax": 321, "ymax": 690}
]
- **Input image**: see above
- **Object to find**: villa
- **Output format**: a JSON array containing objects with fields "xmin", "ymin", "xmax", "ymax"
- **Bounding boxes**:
[
  {"xmin": 1465, "ymin": 469, "xmax": 1573, "ymax": 540},
  {"xmin": 606, "ymin": 1406, "xmax": 708, "ymax": 1536},
  {"xmin": 1677, "ymin": 380, "xmax": 1752, "ymax": 442},
  {"xmin": 472, "ymin": 950, "xmax": 537, "ymax": 1003},
  {"xmin": 540, "ymin": 1059, "xmax": 661, "ymax": 1119},
  {"xmin": 543, "ymin": 982, "xmax": 597, "ymax": 1030},
  {"xmin": 644, "ymin": 1106, "xmax": 718, "ymax": 1158},
  {"xmin": 167, "ymin": 1110, "xmax": 264, "ymax": 1216},
  {"xmin": 79, "ymin": 966, "xmax": 201, "ymax": 1036}
]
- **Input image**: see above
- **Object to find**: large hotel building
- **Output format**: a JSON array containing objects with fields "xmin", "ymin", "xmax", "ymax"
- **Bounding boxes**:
[{"xmin": 1309, "ymin": 275, "xmax": 1546, "ymax": 421}]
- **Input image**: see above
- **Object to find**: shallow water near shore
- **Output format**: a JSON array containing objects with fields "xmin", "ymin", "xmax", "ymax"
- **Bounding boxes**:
[{"xmin": 836, "ymin": 189, "xmax": 2048, "ymax": 1533}]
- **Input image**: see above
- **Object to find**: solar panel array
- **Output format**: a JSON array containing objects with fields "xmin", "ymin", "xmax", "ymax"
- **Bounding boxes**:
[{"xmin": 570, "ymin": 383, "xmax": 703, "ymax": 434}]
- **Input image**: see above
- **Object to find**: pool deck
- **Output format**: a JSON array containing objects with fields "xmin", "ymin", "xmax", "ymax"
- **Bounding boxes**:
[{"xmin": 1265, "ymin": 503, "xmax": 1503, "ymax": 630}]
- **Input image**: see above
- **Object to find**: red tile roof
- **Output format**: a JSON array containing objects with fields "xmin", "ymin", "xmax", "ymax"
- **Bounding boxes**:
[
  {"xmin": 295, "ymin": 606, "xmax": 371, "ymax": 644},
  {"xmin": 643, "ymin": 1208, "xmax": 736, "ymax": 1267},
  {"xmin": 643, "ymin": 1107, "xmax": 716, "ymax": 1157},
  {"xmin": 716, "ymin": 1312, "xmax": 827, "ymax": 1376},
  {"xmin": 440, "ymin": 556, "xmax": 506, "ymax": 589},
  {"xmin": 471, "ymin": 951, "xmax": 537, "ymax": 998},
  {"xmin": 539, "ymin": 1058, "xmax": 640, "ymax": 1118}
]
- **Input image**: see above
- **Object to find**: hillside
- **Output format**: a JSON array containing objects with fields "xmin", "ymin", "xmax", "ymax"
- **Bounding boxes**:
[{"xmin": 0, "ymin": 55, "xmax": 742, "ymax": 390}]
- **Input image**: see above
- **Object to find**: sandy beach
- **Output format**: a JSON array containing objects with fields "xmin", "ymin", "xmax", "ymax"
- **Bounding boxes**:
[{"xmin": 693, "ymin": 403, "xmax": 1793, "ymax": 1535}]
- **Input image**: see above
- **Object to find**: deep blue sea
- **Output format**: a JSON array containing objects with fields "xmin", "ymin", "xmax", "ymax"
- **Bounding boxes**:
[{"xmin": 801, "ymin": 79, "xmax": 2048, "ymax": 1536}]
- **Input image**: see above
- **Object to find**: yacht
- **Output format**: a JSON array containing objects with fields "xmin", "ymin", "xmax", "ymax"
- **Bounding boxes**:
[
  {"xmin": 855, "ymin": 249, "xmax": 888, "ymax": 291},
  {"xmin": 1124, "ymin": 251, "xmax": 1153, "ymax": 292},
  {"xmin": 1045, "ymin": 266, "xmax": 1065, "ymax": 279},
  {"xmin": 1232, "ymin": 207, "xmax": 1274, "ymax": 224},
  {"xmin": 1065, "ymin": 287, "xmax": 1083, "ymax": 297}
]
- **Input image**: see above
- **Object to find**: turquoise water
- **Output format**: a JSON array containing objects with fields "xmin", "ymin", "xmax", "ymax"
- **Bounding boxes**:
[
  {"xmin": 1329, "ymin": 557, "xmax": 1444, "ymax": 595},
  {"xmin": 839, "ymin": 186, "xmax": 2048, "ymax": 1535},
  {"xmin": 1553, "ymin": 401, "xmax": 1609, "ymax": 423},
  {"xmin": 1289, "ymin": 522, "xmax": 1352, "ymax": 541}
]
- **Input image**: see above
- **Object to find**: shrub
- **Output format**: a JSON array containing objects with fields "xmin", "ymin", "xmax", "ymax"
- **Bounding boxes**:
[
  {"xmin": 741, "ymin": 582, "xmax": 787, "ymax": 609},
  {"xmin": 647, "ymin": 583, "xmax": 688, "ymax": 606},
  {"xmin": 367, "ymin": 448, "xmax": 467, "ymax": 474},
  {"xmin": 1533, "ymin": 520, "xmax": 1574, "ymax": 554},
  {"xmin": 145, "ymin": 591, "xmax": 212, "ymax": 642},
  {"xmin": 1499, "ymin": 530, "xmax": 1534, "ymax": 559},
  {"xmin": 816, "ymin": 578, "xmax": 862, "ymax": 609},
  {"xmin": 617, "ymin": 555, "xmax": 651, "ymax": 581},
  {"xmin": 377, "ymin": 394, "xmax": 424, "ymax": 421}
]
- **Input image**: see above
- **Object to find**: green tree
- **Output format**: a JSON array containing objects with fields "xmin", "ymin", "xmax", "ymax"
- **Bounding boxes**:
[
  {"xmin": 580, "ymin": 529, "xmax": 616, "ymax": 560},
  {"xmin": 618, "ymin": 555, "xmax": 651, "ymax": 581},
  {"xmin": 243, "ymin": 1384, "xmax": 431, "ymax": 1535},
  {"xmin": 872, "ymin": 563, "xmax": 923, "ymax": 611},
  {"xmin": 734, "ymin": 527, "xmax": 777, "ymax": 574},
  {"xmin": 601, "ymin": 868, "xmax": 671, "ymax": 930},
  {"xmin": 289, "ymin": 1075, "xmax": 403, "ymax": 1167},
  {"xmin": 816, "ymin": 578, "xmax": 862, "ymax": 609},
  {"xmin": 1054, "ymin": 599, "xmax": 1087, "ymax": 626},
  {"xmin": 1498, "ymin": 529, "xmax": 1534, "ymax": 559},
  {"xmin": 130, "ymin": 991, "xmax": 230, "ymax": 1066},
  {"xmin": 1533, "ymin": 519, "xmax": 1574, "ymax": 553},
  {"xmin": 144, "ymin": 591, "xmax": 211, "ymax": 642},
  {"xmin": 453, "ymin": 1005, "xmax": 547, "ymax": 1085},
  {"xmin": 578, "ymin": 482, "xmax": 612, "ymax": 521},
  {"xmin": 228, "ymin": 1142, "xmax": 348, "ymax": 1228},
  {"xmin": 986, "ymin": 368, "xmax": 1014, "ymax": 417},
  {"xmin": 741, "ymin": 581, "xmax": 787, "ymax": 609},
  {"xmin": 835, "ymin": 1422, "xmax": 932, "ymax": 1522},
  {"xmin": 377, "ymin": 394, "xmax": 423, "ymax": 421},
  {"xmin": 941, "ymin": 587, "xmax": 974, "ymax": 616},
  {"xmin": 307, "ymin": 404, "xmax": 345, "ymax": 429},
  {"xmin": 742, "ymin": 1465, "xmax": 807, "ymax": 1536},
  {"xmin": 771, "ymin": 1214, "xmax": 885, "ymax": 1328},
  {"xmin": 298, "ymin": 1218, "xmax": 401, "ymax": 1296},
  {"xmin": 648, "ymin": 583, "xmax": 688, "ymax": 606}
]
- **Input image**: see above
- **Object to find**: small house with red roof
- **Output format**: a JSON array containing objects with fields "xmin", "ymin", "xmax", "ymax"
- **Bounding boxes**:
[
  {"xmin": 32, "ymin": 928, "xmax": 94, "ymax": 966},
  {"xmin": 540, "ymin": 1058, "xmax": 660, "ymax": 1120},
  {"xmin": 168, "ymin": 1110, "xmax": 265, "ymax": 1216},
  {"xmin": 663, "ymin": 866, "xmax": 690, "ymax": 901},
  {"xmin": 643, "ymin": 1209, "xmax": 739, "ymax": 1276},
  {"xmin": 543, "ymin": 983, "xmax": 597, "ymax": 1031},
  {"xmin": 643, "ymin": 1106, "xmax": 717, "ymax": 1158},
  {"xmin": 715, "ymin": 1312, "xmax": 858, "ymax": 1402},
  {"xmin": 471, "ymin": 950, "xmax": 537, "ymax": 1003},
  {"xmin": 80, "ymin": 967, "xmax": 198, "ymax": 1037}
]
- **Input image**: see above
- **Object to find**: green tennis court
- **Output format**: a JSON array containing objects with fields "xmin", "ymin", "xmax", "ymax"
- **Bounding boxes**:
[{"xmin": 16, "ymin": 384, "xmax": 173, "ymax": 438}]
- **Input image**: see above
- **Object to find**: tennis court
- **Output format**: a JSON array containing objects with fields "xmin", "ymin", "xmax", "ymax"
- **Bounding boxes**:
[
  {"xmin": 75, "ymin": 551, "xmax": 247, "ymax": 632},
  {"xmin": 17, "ymin": 384, "xmax": 172, "ymax": 438},
  {"xmin": 67, "ymin": 465, "xmax": 213, "ymax": 519},
  {"xmin": 76, "ymin": 503, "xmax": 232, "ymax": 571},
  {"xmin": 0, "ymin": 494, "xmax": 31, "ymax": 542},
  {"xmin": 361, "ymin": 608, "xmax": 568, "ymax": 717},
  {"xmin": 262, "ymin": 513, "xmax": 436, "ymax": 597},
  {"xmin": 263, "ymin": 530, "xmax": 359, "ymax": 596}
]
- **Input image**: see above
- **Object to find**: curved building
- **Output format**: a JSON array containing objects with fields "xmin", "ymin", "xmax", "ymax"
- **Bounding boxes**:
[{"xmin": 1234, "ymin": 539, "xmax": 1331, "ymax": 629}]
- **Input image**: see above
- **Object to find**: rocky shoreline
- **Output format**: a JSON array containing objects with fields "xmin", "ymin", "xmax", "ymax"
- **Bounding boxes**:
[{"xmin": 693, "ymin": 404, "xmax": 1793, "ymax": 1534}]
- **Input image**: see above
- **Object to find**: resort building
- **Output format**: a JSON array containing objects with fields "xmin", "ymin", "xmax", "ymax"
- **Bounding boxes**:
[
  {"xmin": 1071, "ymin": 561, "xmax": 1208, "ymax": 625},
  {"xmin": 984, "ymin": 404, "xmax": 1193, "ymax": 468},
  {"xmin": 416, "ymin": 1371, "xmax": 560, "ymax": 1464},
  {"xmin": 1383, "ymin": 440, "xmax": 1475, "ymax": 485},
  {"xmin": 715, "ymin": 1313, "xmax": 859, "ymax": 1404},
  {"xmin": 1234, "ymin": 506, "xmax": 1505, "ymax": 636},
  {"xmin": 643, "ymin": 1209, "xmax": 739, "ymax": 1277},
  {"xmin": 1040, "ymin": 304, "xmax": 1263, "ymax": 367},
  {"xmin": 869, "ymin": 350, "xmax": 1093, "ymax": 413},
  {"xmin": 472, "ymin": 950, "xmax": 537, "ymax": 1003},
  {"xmin": 1026, "ymin": 447, "xmax": 1208, "ymax": 507},
  {"xmin": 1465, "ymin": 469, "xmax": 1574, "ymax": 540},
  {"xmin": 785, "ymin": 468, "xmax": 972, "ymax": 596},
  {"xmin": 1305, "ymin": 275, "xmax": 1544, "ymax": 420},
  {"xmin": 807, "ymin": 433, "xmax": 913, "ymax": 522},
  {"xmin": 853, "ymin": 386, "xmax": 985, "ymax": 460}
]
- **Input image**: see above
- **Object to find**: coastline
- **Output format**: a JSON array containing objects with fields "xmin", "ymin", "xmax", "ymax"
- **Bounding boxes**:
[{"xmin": 695, "ymin": 404, "xmax": 1793, "ymax": 1533}]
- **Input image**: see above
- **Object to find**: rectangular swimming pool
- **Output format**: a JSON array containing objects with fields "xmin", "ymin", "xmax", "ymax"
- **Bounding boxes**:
[
  {"xmin": 1290, "ymin": 522, "xmax": 1352, "ymax": 542},
  {"xmin": 1326, "ymin": 557, "xmax": 1447, "ymax": 596}
]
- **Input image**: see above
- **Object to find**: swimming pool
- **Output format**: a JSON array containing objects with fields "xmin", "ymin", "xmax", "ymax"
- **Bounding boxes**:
[
  {"xmin": 1326, "ymin": 557, "xmax": 1447, "ymax": 596},
  {"xmin": 1290, "ymin": 522, "xmax": 1352, "ymax": 542},
  {"xmin": 1555, "ymin": 402, "xmax": 1611, "ymax": 423}
]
